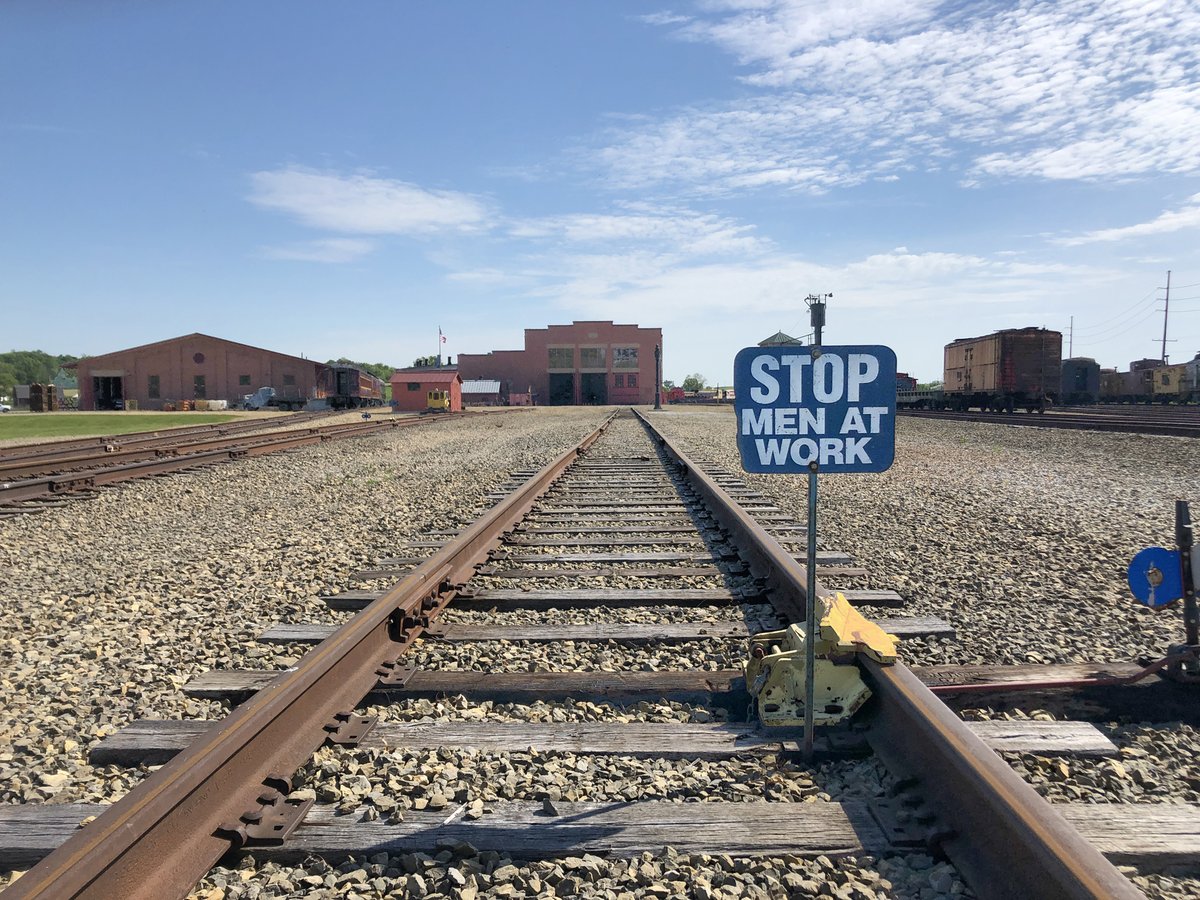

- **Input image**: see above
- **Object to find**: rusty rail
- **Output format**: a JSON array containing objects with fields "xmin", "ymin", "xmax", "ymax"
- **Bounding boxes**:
[
  {"xmin": 633, "ymin": 409, "xmax": 1143, "ymax": 900},
  {"xmin": 0, "ymin": 417, "xmax": 434, "ymax": 505},
  {"xmin": 2, "ymin": 414, "xmax": 614, "ymax": 900}
]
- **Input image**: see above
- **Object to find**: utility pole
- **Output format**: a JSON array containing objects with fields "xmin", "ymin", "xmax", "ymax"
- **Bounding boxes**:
[
  {"xmin": 1161, "ymin": 270, "xmax": 1172, "ymax": 364},
  {"xmin": 653, "ymin": 344, "xmax": 662, "ymax": 410}
]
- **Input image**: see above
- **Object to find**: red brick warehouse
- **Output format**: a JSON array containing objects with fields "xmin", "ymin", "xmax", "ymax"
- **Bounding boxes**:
[{"xmin": 456, "ymin": 321, "xmax": 662, "ymax": 406}]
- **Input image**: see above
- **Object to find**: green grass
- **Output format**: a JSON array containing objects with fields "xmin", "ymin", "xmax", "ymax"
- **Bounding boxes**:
[{"xmin": 0, "ymin": 412, "xmax": 243, "ymax": 440}]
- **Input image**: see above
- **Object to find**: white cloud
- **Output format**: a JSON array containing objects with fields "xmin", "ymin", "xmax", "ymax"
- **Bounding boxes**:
[
  {"xmin": 608, "ymin": 0, "xmax": 1200, "ymax": 192},
  {"xmin": 1055, "ymin": 193, "xmax": 1200, "ymax": 246},
  {"xmin": 258, "ymin": 238, "xmax": 376, "ymax": 263},
  {"xmin": 509, "ymin": 205, "xmax": 770, "ymax": 256},
  {"xmin": 249, "ymin": 167, "xmax": 490, "ymax": 234}
]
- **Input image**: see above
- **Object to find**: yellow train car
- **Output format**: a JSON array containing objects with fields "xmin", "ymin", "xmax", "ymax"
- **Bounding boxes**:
[
  {"xmin": 427, "ymin": 389, "xmax": 451, "ymax": 411},
  {"xmin": 1152, "ymin": 363, "xmax": 1190, "ymax": 402}
]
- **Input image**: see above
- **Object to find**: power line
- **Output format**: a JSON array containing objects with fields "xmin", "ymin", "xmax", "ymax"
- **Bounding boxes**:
[{"xmin": 1071, "ymin": 289, "xmax": 1158, "ymax": 336}]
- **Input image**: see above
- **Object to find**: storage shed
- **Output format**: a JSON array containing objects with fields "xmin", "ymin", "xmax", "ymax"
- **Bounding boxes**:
[
  {"xmin": 390, "ymin": 369, "xmax": 462, "ymax": 412},
  {"xmin": 461, "ymin": 379, "xmax": 503, "ymax": 406},
  {"xmin": 70, "ymin": 333, "xmax": 326, "ymax": 411}
]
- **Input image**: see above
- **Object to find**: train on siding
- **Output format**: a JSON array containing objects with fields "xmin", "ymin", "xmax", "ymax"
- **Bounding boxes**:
[
  {"xmin": 322, "ymin": 365, "xmax": 386, "ymax": 409},
  {"xmin": 898, "ymin": 333, "xmax": 1200, "ymax": 410},
  {"xmin": 943, "ymin": 327, "xmax": 1062, "ymax": 412},
  {"xmin": 1097, "ymin": 353, "xmax": 1200, "ymax": 404}
]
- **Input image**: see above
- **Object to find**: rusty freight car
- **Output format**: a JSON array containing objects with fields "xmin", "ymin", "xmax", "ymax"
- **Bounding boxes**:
[{"xmin": 943, "ymin": 327, "xmax": 1062, "ymax": 412}]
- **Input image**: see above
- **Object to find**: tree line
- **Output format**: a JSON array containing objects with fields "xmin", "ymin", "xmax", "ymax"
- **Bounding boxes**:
[{"xmin": 1, "ymin": 350, "xmax": 80, "ymax": 396}]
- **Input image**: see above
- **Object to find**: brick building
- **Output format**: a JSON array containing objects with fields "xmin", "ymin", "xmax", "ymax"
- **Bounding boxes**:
[
  {"xmin": 71, "ymin": 333, "xmax": 326, "ymax": 411},
  {"xmin": 389, "ymin": 368, "xmax": 462, "ymax": 412},
  {"xmin": 457, "ymin": 321, "xmax": 662, "ymax": 406}
]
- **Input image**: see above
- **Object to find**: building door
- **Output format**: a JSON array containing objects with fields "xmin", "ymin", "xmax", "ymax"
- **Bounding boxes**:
[
  {"xmin": 92, "ymin": 376, "xmax": 124, "ymax": 410},
  {"xmin": 548, "ymin": 373, "xmax": 574, "ymax": 405},
  {"xmin": 580, "ymin": 373, "xmax": 607, "ymax": 405}
]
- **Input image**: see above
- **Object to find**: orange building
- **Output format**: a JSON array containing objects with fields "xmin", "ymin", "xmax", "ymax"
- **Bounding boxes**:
[{"xmin": 389, "ymin": 368, "xmax": 462, "ymax": 412}]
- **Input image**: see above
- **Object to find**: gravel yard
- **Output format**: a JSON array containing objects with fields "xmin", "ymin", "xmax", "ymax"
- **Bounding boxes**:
[{"xmin": 3, "ymin": 407, "xmax": 1198, "ymax": 898}]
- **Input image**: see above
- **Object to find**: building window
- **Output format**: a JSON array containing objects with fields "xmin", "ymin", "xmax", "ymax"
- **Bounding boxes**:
[
  {"xmin": 580, "ymin": 346, "xmax": 605, "ymax": 369},
  {"xmin": 283, "ymin": 374, "xmax": 296, "ymax": 386},
  {"xmin": 613, "ymin": 347, "xmax": 639, "ymax": 369},
  {"xmin": 614, "ymin": 374, "xmax": 625, "ymax": 388},
  {"xmin": 193, "ymin": 375, "xmax": 206, "ymax": 399},
  {"xmin": 239, "ymin": 374, "xmax": 251, "ymax": 386},
  {"xmin": 408, "ymin": 382, "xmax": 421, "ymax": 391},
  {"xmin": 148, "ymin": 375, "xmax": 160, "ymax": 399},
  {"xmin": 548, "ymin": 347, "xmax": 574, "ymax": 369},
  {"xmin": 628, "ymin": 374, "xmax": 638, "ymax": 388}
]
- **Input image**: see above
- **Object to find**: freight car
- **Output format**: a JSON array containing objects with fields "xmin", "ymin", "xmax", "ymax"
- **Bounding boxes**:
[
  {"xmin": 1060, "ymin": 357, "xmax": 1100, "ymax": 405},
  {"xmin": 323, "ymin": 365, "xmax": 385, "ymax": 409},
  {"xmin": 1097, "ymin": 359, "xmax": 1160, "ymax": 403},
  {"xmin": 943, "ymin": 327, "xmax": 1062, "ymax": 412}
]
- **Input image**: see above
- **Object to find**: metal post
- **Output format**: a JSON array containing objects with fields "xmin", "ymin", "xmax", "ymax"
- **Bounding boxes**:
[
  {"xmin": 654, "ymin": 344, "xmax": 662, "ymax": 410},
  {"xmin": 804, "ymin": 462, "xmax": 819, "ymax": 759},
  {"xmin": 1177, "ymin": 500, "xmax": 1198, "ymax": 646}
]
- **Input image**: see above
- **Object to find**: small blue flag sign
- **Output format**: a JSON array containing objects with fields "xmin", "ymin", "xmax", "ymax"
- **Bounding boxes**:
[{"xmin": 1127, "ymin": 547, "xmax": 1184, "ymax": 609}]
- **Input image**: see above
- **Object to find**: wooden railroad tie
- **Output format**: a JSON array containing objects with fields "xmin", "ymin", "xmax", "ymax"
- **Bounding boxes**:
[
  {"xmin": 322, "ymin": 587, "xmax": 907, "ymax": 611},
  {"xmin": 260, "ymin": 616, "xmax": 955, "ymax": 644},
  {"xmin": 91, "ymin": 718, "xmax": 1117, "ymax": 768}
]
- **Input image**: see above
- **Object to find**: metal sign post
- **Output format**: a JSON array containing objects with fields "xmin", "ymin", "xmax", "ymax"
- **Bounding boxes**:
[
  {"xmin": 733, "ymin": 341, "xmax": 897, "ymax": 759},
  {"xmin": 804, "ymin": 458, "xmax": 819, "ymax": 757}
]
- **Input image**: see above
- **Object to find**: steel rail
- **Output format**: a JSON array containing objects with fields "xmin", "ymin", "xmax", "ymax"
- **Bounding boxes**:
[
  {"xmin": 633, "ymin": 409, "xmax": 1143, "ymax": 900},
  {"xmin": 0, "ymin": 418, "xmax": 434, "ymax": 505},
  {"xmin": 3, "ymin": 413, "xmax": 615, "ymax": 900},
  {"xmin": 899, "ymin": 408, "xmax": 1200, "ymax": 438},
  {"xmin": 0, "ymin": 411, "xmax": 337, "ymax": 462},
  {"xmin": 0, "ymin": 419, "xmax": 411, "ymax": 479}
]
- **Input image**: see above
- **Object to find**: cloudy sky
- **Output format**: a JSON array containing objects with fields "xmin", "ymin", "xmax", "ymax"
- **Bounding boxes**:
[{"xmin": 3, "ymin": 0, "xmax": 1198, "ymax": 383}]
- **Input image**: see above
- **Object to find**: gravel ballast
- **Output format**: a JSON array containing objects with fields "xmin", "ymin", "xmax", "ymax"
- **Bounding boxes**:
[{"xmin": 4, "ymin": 408, "xmax": 1199, "ymax": 898}]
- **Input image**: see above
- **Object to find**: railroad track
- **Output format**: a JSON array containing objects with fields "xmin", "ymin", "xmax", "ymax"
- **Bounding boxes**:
[
  {"xmin": 899, "ymin": 407, "xmax": 1200, "ymax": 438},
  {"xmin": 0, "ymin": 409, "xmax": 338, "ymax": 462},
  {"xmin": 1, "ymin": 410, "xmax": 1190, "ymax": 898},
  {"xmin": 0, "ymin": 414, "xmax": 433, "ymax": 512}
]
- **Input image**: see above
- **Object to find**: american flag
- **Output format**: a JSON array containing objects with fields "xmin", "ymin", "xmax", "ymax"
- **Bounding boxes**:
[{"xmin": 439, "ymin": 327, "xmax": 446, "ymax": 344}]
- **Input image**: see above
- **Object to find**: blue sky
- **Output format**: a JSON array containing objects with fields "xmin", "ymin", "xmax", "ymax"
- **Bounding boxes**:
[{"xmin": 3, "ymin": 0, "xmax": 1198, "ymax": 384}]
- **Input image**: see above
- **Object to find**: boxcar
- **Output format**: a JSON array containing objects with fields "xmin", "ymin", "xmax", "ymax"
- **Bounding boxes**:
[
  {"xmin": 1060, "ymin": 357, "xmax": 1100, "ymax": 405},
  {"xmin": 943, "ymin": 327, "xmax": 1062, "ymax": 411},
  {"xmin": 325, "ymin": 365, "xmax": 385, "ymax": 409}
]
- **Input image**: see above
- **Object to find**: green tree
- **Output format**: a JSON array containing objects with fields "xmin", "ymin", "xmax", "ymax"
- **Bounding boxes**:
[
  {"xmin": 0, "ymin": 350, "xmax": 80, "ymax": 398},
  {"xmin": 661, "ymin": 380, "xmax": 676, "ymax": 390},
  {"xmin": 681, "ymin": 373, "xmax": 707, "ymax": 392},
  {"xmin": 917, "ymin": 380, "xmax": 944, "ymax": 391},
  {"xmin": 411, "ymin": 355, "xmax": 439, "ymax": 367}
]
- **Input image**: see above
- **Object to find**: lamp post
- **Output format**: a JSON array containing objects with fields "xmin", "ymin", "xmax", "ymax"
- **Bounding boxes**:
[{"xmin": 654, "ymin": 344, "xmax": 662, "ymax": 410}]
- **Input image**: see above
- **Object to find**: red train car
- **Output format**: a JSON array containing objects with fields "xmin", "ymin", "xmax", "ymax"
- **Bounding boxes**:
[{"xmin": 324, "ymin": 365, "xmax": 385, "ymax": 408}]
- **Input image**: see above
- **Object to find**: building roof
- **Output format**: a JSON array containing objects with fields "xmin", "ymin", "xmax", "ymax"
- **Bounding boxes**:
[
  {"xmin": 390, "ymin": 370, "xmax": 461, "ymax": 385},
  {"xmin": 461, "ymin": 379, "xmax": 502, "ymax": 393},
  {"xmin": 758, "ymin": 331, "xmax": 804, "ymax": 346},
  {"xmin": 66, "ymin": 333, "xmax": 319, "ymax": 368}
]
